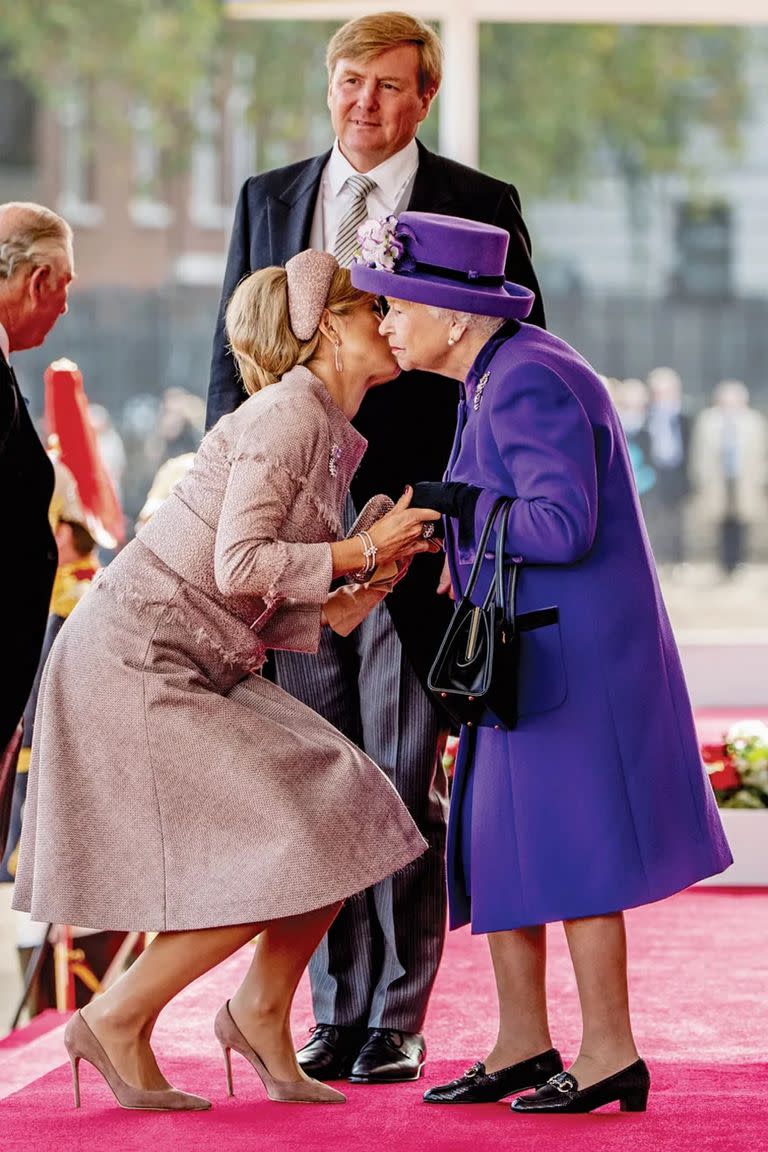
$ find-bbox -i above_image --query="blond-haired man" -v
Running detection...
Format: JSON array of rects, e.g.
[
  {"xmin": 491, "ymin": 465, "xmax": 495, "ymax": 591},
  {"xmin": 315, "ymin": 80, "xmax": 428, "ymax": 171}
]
[
  {"xmin": 207, "ymin": 12, "xmax": 544, "ymax": 1084},
  {"xmin": 0, "ymin": 202, "xmax": 74, "ymax": 758}
]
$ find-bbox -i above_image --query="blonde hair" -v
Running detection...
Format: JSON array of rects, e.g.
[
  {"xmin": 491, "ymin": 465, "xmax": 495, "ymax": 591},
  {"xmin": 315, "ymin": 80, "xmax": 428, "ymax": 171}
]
[
  {"xmin": 326, "ymin": 11, "xmax": 442, "ymax": 95},
  {"xmin": 0, "ymin": 201, "xmax": 73, "ymax": 281},
  {"xmin": 225, "ymin": 265, "xmax": 373, "ymax": 395}
]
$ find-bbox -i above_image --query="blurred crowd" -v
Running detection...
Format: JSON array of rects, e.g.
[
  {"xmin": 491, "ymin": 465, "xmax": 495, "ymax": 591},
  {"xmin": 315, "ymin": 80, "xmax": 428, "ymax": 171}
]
[
  {"xmin": 605, "ymin": 368, "xmax": 768, "ymax": 577},
  {"xmin": 59, "ymin": 366, "xmax": 768, "ymax": 580},
  {"xmin": 73, "ymin": 385, "xmax": 205, "ymax": 543},
  {"xmin": 80, "ymin": 368, "xmax": 768, "ymax": 580}
]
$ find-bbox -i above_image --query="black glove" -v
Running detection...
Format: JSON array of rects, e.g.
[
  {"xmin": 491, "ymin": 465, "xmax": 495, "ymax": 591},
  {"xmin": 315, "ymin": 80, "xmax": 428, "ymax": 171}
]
[
  {"xmin": 410, "ymin": 481, "xmax": 483, "ymax": 548},
  {"xmin": 410, "ymin": 481, "xmax": 482, "ymax": 521}
]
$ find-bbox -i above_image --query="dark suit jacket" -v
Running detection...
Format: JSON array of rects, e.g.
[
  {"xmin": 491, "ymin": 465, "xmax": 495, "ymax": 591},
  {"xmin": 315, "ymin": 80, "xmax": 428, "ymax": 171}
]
[
  {"xmin": 0, "ymin": 354, "xmax": 57, "ymax": 748},
  {"xmin": 206, "ymin": 141, "xmax": 546, "ymax": 691}
]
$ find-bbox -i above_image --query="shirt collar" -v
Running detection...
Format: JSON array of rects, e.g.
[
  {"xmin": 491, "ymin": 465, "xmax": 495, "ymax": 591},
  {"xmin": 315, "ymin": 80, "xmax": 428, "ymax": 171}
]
[
  {"xmin": 0, "ymin": 321, "xmax": 9, "ymax": 363},
  {"xmin": 327, "ymin": 138, "xmax": 419, "ymax": 204}
]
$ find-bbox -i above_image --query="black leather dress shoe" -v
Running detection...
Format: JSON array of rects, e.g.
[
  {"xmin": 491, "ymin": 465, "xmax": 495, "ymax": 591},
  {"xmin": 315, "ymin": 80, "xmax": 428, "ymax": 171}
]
[
  {"xmin": 511, "ymin": 1059, "xmax": 650, "ymax": 1114},
  {"xmin": 423, "ymin": 1048, "xmax": 563, "ymax": 1104},
  {"xmin": 296, "ymin": 1024, "xmax": 367, "ymax": 1081},
  {"xmin": 348, "ymin": 1029, "xmax": 426, "ymax": 1083}
]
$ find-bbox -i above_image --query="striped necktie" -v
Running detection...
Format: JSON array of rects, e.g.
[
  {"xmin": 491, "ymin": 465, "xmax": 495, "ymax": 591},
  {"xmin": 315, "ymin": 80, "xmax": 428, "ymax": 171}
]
[{"xmin": 333, "ymin": 174, "xmax": 376, "ymax": 267}]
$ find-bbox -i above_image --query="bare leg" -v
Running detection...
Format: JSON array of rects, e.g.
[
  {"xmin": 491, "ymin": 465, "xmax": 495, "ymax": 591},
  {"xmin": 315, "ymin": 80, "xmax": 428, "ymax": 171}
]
[
  {"xmin": 80, "ymin": 921, "xmax": 261, "ymax": 1092},
  {"xmin": 484, "ymin": 925, "xmax": 553, "ymax": 1072},
  {"xmin": 227, "ymin": 901, "xmax": 342, "ymax": 1083},
  {"xmin": 563, "ymin": 911, "xmax": 640, "ymax": 1089},
  {"xmin": 81, "ymin": 923, "xmax": 262, "ymax": 1090}
]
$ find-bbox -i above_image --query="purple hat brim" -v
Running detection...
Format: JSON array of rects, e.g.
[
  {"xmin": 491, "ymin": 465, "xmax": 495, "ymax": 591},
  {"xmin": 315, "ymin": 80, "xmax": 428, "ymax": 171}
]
[{"xmin": 350, "ymin": 263, "xmax": 534, "ymax": 319}]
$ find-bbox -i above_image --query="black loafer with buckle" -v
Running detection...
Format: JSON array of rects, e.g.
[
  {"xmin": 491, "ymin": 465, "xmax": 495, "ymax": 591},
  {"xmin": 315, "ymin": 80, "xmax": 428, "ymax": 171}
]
[
  {"xmin": 511, "ymin": 1059, "xmax": 651, "ymax": 1114},
  {"xmin": 423, "ymin": 1048, "xmax": 563, "ymax": 1104}
]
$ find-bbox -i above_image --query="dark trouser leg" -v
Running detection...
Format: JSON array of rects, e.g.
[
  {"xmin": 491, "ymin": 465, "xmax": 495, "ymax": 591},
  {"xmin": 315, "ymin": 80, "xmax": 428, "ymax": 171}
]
[
  {"xmin": 356, "ymin": 599, "xmax": 448, "ymax": 1032},
  {"xmin": 272, "ymin": 629, "xmax": 376, "ymax": 1028},
  {"xmin": 721, "ymin": 516, "xmax": 745, "ymax": 574}
]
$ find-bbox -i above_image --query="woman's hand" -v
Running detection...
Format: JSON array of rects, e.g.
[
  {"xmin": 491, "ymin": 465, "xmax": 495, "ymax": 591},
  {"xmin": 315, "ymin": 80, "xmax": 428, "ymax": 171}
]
[
  {"xmin": 329, "ymin": 488, "xmax": 440, "ymax": 579},
  {"xmin": 367, "ymin": 487, "xmax": 442, "ymax": 567}
]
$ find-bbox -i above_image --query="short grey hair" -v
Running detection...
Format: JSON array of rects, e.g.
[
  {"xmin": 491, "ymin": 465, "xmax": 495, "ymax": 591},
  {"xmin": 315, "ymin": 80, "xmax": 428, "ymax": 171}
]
[
  {"xmin": 0, "ymin": 202, "xmax": 73, "ymax": 281},
  {"xmin": 426, "ymin": 305, "xmax": 505, "ymax": 339}
]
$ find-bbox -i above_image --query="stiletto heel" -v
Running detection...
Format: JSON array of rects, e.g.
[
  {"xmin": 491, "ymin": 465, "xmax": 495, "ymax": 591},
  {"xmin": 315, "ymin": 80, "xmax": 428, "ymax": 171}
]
[
  {"xmin": 214, "ymin": 1002, "xmax": 345, "ymax": 1104},
  {"xmin": 620, "ymin": 1085, "xmax": 649, "ymax": 1112},
  {"xmin": 70, "ymin": 1054, "xmax": 81, "ymax": 1108},
  {"xmin": 222, "ymin": 1045, "xmax": 234, "ymax": 1096},
  {"xmin": 63, "ymin": 1010, "xmax": 211, "ymax": 1111}
]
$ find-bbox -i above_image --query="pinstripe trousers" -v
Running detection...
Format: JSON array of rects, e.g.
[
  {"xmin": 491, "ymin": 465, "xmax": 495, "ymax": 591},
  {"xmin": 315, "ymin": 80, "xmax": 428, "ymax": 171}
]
[{"xmin": 273, "ymin": 520, "xmax": 449, "ymax": 1031}]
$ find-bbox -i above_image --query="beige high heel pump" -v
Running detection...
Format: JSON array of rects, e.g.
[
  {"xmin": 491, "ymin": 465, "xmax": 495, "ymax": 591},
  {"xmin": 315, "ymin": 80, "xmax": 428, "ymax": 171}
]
[
  {"xmin": 63, "ymin": 1011, "xmax": 212, "ymax": 1111},
  {"xmin": 214, "ymin": 1001, "xmax": 345, "ymax": 1104}
]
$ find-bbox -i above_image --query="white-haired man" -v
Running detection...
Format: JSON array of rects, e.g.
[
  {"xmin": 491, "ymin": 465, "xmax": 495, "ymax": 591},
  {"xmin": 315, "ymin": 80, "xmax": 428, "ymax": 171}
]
[{"xmin": 0, "ymin": 202, "xmax": 74, "ymax": 770}]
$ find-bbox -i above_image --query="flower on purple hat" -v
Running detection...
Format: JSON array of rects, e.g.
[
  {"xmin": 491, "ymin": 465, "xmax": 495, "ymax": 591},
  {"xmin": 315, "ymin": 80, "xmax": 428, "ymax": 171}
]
[{"xmin": 353, "ymin": 215, "xmax": 413, "ymax": 272}]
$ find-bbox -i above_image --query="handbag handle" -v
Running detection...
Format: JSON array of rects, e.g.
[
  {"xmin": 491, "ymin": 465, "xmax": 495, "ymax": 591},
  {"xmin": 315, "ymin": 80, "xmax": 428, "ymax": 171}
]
[
  {"xmin": 462, "ymin": 496, "xmax": 509, "ymax": 603},
  {"xmin": 458, "ymin": 495, "xmax": 519, "ymax": 634},
  {"xmin": 494, "ymin": 500, "xmax": 518, "ymax": 631}
]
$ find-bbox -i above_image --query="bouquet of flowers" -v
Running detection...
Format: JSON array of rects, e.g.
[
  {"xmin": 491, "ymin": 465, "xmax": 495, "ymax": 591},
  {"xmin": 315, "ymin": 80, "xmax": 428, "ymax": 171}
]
[
  {"xmin": 442, "ymin": 734, "xmax": 460, "ymax": 782},
  {"xmin": 702, "ymin": 719, "xmax": 768, "ymax": 808}
]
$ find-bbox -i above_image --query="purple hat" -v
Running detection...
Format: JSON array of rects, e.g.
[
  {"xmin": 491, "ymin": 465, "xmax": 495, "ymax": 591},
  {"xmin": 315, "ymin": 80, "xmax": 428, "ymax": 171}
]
[{"xmin": 350, "ymin": 211, "xmax": 535, "ymax": 319}]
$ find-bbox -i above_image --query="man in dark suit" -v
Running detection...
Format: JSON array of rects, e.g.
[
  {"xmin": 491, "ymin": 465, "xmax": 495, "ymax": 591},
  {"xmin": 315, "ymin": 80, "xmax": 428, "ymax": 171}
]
[
  {"xmin": 0, "ymin": 202, "xmax": 74, "ymax": 828},
  {"xmin": 206, "ymin": 12, "xmax": 544, "ymax": 1084}
]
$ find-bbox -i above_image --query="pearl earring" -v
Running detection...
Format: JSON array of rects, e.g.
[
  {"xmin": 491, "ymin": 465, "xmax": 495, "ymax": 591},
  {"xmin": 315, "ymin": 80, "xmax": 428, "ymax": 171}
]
[
  {"xmin": 334, "ymin": 341, "xmax": 343, "ymax": 373},
  {"xmin": 447, "ymin": 337, "xmax": 455, "ymax": 347}
]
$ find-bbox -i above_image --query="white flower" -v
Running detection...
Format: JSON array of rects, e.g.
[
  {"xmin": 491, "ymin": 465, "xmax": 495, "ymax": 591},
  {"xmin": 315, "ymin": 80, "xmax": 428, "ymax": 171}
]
[{"xmin": 354, "ymin": 215, "xmax": 404, "ymax": 270}]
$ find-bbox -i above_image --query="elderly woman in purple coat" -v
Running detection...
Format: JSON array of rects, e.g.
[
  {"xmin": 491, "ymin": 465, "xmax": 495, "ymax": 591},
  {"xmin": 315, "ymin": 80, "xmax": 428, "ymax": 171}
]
[{"xmin": 351, "ymin": 212, "xmax": 732, "ymax": 1115}]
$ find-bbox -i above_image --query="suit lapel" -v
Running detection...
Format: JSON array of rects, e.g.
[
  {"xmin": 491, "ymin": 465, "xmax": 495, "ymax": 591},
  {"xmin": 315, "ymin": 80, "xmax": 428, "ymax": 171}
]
[
  {"xmin": 267, "ymin": 152, "xmax": 330, "ymax": 264},
  {"xmin": 407, "ymin": 142, "xmax": 457, "ymax": 214}
]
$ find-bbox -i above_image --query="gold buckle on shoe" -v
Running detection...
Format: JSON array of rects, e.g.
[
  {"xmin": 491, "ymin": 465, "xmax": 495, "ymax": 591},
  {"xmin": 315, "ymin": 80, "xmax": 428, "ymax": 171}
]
[{"xmin": 549, "ymin": 1072, "xmax": 577, "ymax": 1094}]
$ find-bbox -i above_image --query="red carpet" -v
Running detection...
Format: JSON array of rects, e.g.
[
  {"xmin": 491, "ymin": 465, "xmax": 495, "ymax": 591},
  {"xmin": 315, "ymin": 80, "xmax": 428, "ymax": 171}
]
[{"xmin": 1, "ymin": 887, "xmax": 766, "ymax": 1150}]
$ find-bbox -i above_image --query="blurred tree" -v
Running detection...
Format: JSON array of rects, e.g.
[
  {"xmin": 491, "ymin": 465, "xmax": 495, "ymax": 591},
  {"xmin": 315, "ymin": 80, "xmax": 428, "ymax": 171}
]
[
  {"xmin": 0, "ymin": 1, "xmax": 221, "ymax": 155},
  {"xmin": 479, "ymin": 24, "xmax": 747, "ymax": 195},
  {"xmin": 480, "ymin": 23, "xmax": 748, "ymax": 285},
  {"xmin": 0, "ymin": 6, "xmax": 439, "ymax": 175}
]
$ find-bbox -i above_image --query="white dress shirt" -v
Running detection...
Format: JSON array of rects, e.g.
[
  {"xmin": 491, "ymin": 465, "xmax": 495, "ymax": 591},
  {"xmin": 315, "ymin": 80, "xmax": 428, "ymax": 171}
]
[
  {"xmin": 0, "ymin": 320, "xmax": 10, "ymax": 363},
  {"xmin": 310, "ymin": 138, "xmax": 419, "ymax": 253}
]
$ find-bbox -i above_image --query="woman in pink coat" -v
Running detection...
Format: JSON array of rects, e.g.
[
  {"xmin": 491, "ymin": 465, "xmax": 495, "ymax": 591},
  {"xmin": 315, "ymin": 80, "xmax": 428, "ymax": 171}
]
[{"xmin": 13, "ymin": 250, "xmax": 439, "ymax": 1111}]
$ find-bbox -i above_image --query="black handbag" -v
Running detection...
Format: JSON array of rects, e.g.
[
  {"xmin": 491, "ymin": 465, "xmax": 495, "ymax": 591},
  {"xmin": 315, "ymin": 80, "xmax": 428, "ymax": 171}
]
[{"xmin": 427, "ymin": 497, "xmax": 520, "ymax": 730}]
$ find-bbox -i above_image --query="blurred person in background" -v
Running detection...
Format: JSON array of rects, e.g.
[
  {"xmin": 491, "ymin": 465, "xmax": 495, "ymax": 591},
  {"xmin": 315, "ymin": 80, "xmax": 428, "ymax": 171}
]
[
  {"xmin": 147, "ymin": 387, "xmax": 205, "ymax": 471},
  {"xmin": 643, "ymin": 367, "xmax": 692, "ymax": 569},
  {"xmin": 134, "ymin": 452, "xmax": 196, "ymax": 533},
  {"xmin": 207, "ymin": 9, "xmax": 545, "ymax": 1086},
  {"xmin": 689, "ymin": 379, "xmax": 768, "ymax": 576},
  {"xmin": 88, "ymin": 403, "xmax": 127, "ymax": 507},
  {"xmin": 613, "ymin": 378, "xmax": 656, "ymax": 502},
  {"xmin": 0, "ymin": 201, "xmax": 73, "ymax": 798}
]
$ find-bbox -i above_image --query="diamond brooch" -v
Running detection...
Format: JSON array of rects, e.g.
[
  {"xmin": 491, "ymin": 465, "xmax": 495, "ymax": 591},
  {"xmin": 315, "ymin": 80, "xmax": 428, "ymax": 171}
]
[
  {"xmin": 328, "ymin": 443, "xmax": 342, "ymax": 476},
  {"xmin": 473, "ymin": 371, "xmax": 490, "ymax": 411}
]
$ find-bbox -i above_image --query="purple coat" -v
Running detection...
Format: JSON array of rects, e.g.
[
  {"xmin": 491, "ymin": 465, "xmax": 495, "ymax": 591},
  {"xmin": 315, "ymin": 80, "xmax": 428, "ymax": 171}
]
[{"xmin": 444, "ymin": 323, "xmax": 732, "ymax": 933}]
